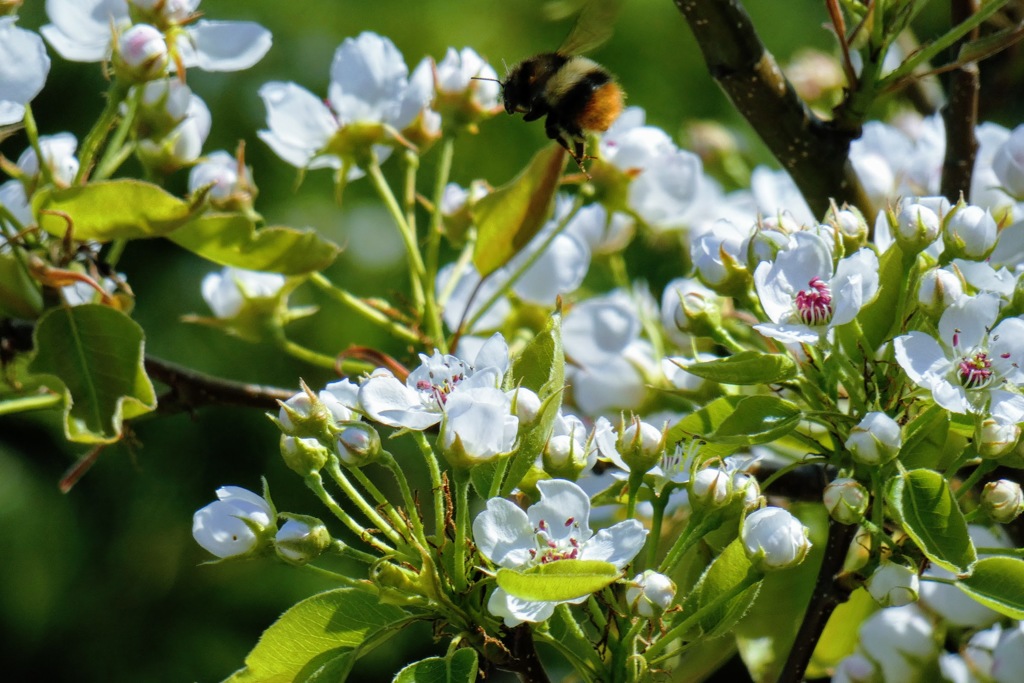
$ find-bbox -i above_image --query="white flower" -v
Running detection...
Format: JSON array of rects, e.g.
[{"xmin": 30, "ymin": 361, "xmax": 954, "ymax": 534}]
[
  {"xmin": 981, "ymin": 479, "xmax": 1024, "ymax": 523},
  {"xmin": 544, "ymin": 412, "xmax": 598, "ymax": 474},
  {"xmin": 192, "ymin": 486, "xmax": 273, "ymax": 558},
  {"xmin": 845, "ymin": 412, "xmax": 902, "ymax": 466},
  {"xmin": 894, "ymin": 293, "xmax": 1024, "ymax": 422},
  {"xmin": 358, "ymin": 333, "xmax": 509, "ymax": 430},
  {"xmin": 993, "ymin": 124, "xmax": 1024, "ymax": 200},
  {"xmin": 472, "ymin": 479, "xmax": 647, "ymax": 626},
  {"xmin": 0, "ymin": 17, "xmax": 50, "ymax": 126},
  {"xmin": 436, "ymin": 262, "xmax": 511, "ymax": 334},
  {"xmin": 741, "ymin": 506, "xmax": 812, "ymax": 571},
  {"xmin": 754, "ymin": 231, "xmax": 880, "ymax": 344},
  {"xmin": 866, "ymin": 561, "xmax": 920, "ymax": 607},
  {"xmin": 565, "ymin": 203, "xmax": 634, "ymax": 254},
  {"xmin": 690, "ymin": 467, "xmax": 732, "ymax": 508},
  {"xmin": 201, "ymin": 267, "xmax": 285, "ymax": 319},
  {"xmin": 944, "ymin": 204, "xmax": 998, "ymax": 260},
  {"xmin": 917, "ymin": 267, "xmax": 964, "ymax": 317},
  {"xmin": 0, "ymin": 133, "xmax": 80, "ymax": 227},
  {"xmin": 42, "ymin": 0, "xmax": 270, "ymax": 72},
  {"xmin": 831, "ymin": 652, "xmax": 878, "ymax": 683},
  {"xmin": 441, "ymin": 387, "xmax": 518, "ymax": 466},
  {"xmin": 188, "ymin": 150, "xmax": 250, "ymax": 203},
  {"xmin": 435, "ymin": 47, "xmax": 500, "ymax": 109},
  {"xmin": 823, "ymin": 477, "xmax": 869, "ymax": 524},
  {"xmin": 136, "ymin": 90, "xmax": 211, "ymax": 171},
  {"xmin": 750, "ymin": 166, "xmax": 815, "ymax": 227},
  {"xmin": 992, "ymin": 623, "xmax": 1024, "ymax": 683},
  {"xmin": 691, "ymin": 219, "xmax": 752, "ymax": 290},
  {"xmin": 660, "ymin": 277, "xmax": 719, "ymax": 343},
  {"xmin": 563, "ymin": 291, "xmax": 642, "ymax": 367},
  {"xmin": 858, "ymin": 605, "xmax": 938, "ymax": 683},
  {"xmin": 258, "ymin": 32, "xmax": 415, "ymax": 177},
  {"xmin": 626, "ymin": 570, "xmax": 676, "ymax": 617},
  {"xmin": 115, "ymin": 23, "xmax": 168, "ymax": 81},
  {"xmin": 274, "ymin": 518, "xmax": 326, "ymax": 564}
]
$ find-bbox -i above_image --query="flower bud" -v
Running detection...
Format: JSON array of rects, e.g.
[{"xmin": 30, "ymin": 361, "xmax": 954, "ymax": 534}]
[
  {"xmin": 830, "ymin": 207, "xmax": 870, "ymax": 252},
  {"xmin": 188, "ymin": 150, "xmax": 257, "ymax": 212},
  {"xmin": 823, "ymin": 477, "xmax": 870, "ymax": 525},
  {"xmin": 745, "ymin": 228, "xmax": 789, "ymax": 271},
  {"xmin": 866, "ymin": 561, "xmax": 920, "ymax": 607},
  {"xmin": 892, "ymin": 202, "xmax": 941, "ymax": 253},
  {"xmin": 276, "ymin": 385, "xmax": 333, "ymax": 440},
  {"xmin": 944, "ymin": 203, "xmax": 998, "ymax": 260},
  {"xmin": 274, "ymin": 515, "xmax": 332, "ymax": 565},
  {"xmin": 626, "ymin": 570, "xmax": 676, "ymax": 617},
  {"xmin": 507, "ymin": 387, "xmax": 541, "ymax": 424},
  {"xmin": 280, "ymin": 435, "xmax": 330, "ymax": 476},
  {"xmin": 831, "ymin": 652, "xmax": 879, "ymax": 683},
  {"xmin": 335, "ymin": 422, "xmax": 382, "ymax": 467},
  {"xmin": 981, "ymin": 479, "xmax": 1024, "ymax": 523},
  {"xmin": 916, "ymin": 267, "xmax": 963, "ymax": 319},
  {"xmin": 543, "ymin": 434, "xmax": 590, "ymax": 479},
  {"xmin": 978, "ymin": 418, "xmax": 1021, "ymax": 459},
  {"xmin": 732, "ymin": 472, "xmax": 762, "ymax": 511},
  {"xmin": 741, "ymin": 506, "xmax": 812, "ymax": 571},
  {"xmin": 114, "ymin": 24, "xmax": 168, "ymax": 82},
  {"xmin": 192, "ymin": 486, "xmax": 275, "ymax": 559},
  {"xmin": 440, "ymin": 387, "xmax": 518, "ymax": 469},
  {"xmin": 992, "ymin": 124, "xmax": 1024, "ymax": 200},
  {"xmin": 617, "ymin": 418, "xmax": 666, "ymax": 473},
  {"xmin": 690, "ymin": 467, "xmax": 731, "ymax": 509},
  {"xmin": 846, "ymin": 412, "xmax": 902, "ymax": 466}
]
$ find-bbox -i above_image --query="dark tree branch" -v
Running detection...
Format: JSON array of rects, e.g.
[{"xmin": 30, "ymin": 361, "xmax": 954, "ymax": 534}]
[
  {"xmin": 942, "ymin": 0, "xmax": 982, "ymax": 202},
  {"xmin": 673, "ymin": 0, "xmax": 873, "ymax": 218},
  {"xmin": 777, "ymin": 519, "xmax": 858, "ymax": 683},
  {"xmin": 144, "ymin": 355, "xmax": 295, "ymax": 413}
]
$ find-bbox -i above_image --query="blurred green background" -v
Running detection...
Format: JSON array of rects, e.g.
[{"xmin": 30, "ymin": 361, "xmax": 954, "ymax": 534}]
[{"xmin": 2, "ymin": 1, "xmax": 1020, "ymax": 681}]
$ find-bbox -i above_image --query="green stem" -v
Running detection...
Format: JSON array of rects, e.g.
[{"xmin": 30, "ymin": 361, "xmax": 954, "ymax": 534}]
[
  {"xmin": 412, "ymin": 431, "xmax": 446, "ymax": 542},
  {"xmin": 381, "ymin": 451, "xmax": 427, "ymax": 545},
  {"xmin": 22, "ymin": 105, "xmax": 54, "ymax": 187},
  {"xmin": 324, "ymin": 460, "xmax": 406, "ymax": 550},
  {"xmin": 93, "ymin": 86, "xmax": 140, "ymax": 180},
  {"xmin": 366, "ymin": 157, "xmax": 426, "ymax": 311},
  {"xmin": 328, "ymin": 538, "xmax": 378, "ymax": 564},
  {"xmin": 646, "ymin": 570, "xmax": 762, "ymax": 664},
  {"xmin": 956, "ymin": 461, "xmax": 996, "ymax": 502},
  {"xmin": 298, "ymin": 561, "xmax": 368, "ymax": 588},
  {"xmin": 658, "ymin": 513, "xmax": 722, "ymax": 575},
  {"xmin": 276, "ymin": 336, "xmax": 340, "ymax": 370},
  {"xmin": 452, "ymin": 468, "xmax": 471, "ymax": 592},
  {"xmin": 75, "ymin": 81, "xmax": 130, "ymax": 184},
  {"xmin": 646, "ymin": 491, "xmax": 671, "ymax": 569},
  {"xmin": 424, "ymin": 136, "xmax": 456, "ymax": 349},
  {"xmin": 304, "ymin": 472, "xmax": 394, "ymax": 555},
  {"xmin": 308, "ymin": 273, "xmax": 421, "ymax": 346},
  {"xmin": 346, "ymin": 461, "xmax": 412, "ymax": 541},
  {"xmin": 0, "ymin": 392, "xmax": 63, "ymax": 415}
]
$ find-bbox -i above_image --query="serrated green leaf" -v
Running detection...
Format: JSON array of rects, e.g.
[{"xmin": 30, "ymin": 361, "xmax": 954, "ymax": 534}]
[
  {"xmin": 858, "ymin": 242, "xmax": 905, "ymax": 350},
  {"xmin": 168, "ymin": 213, "xmax": 340, "ymax": 275},
  {"xmin": 496, "ymin": 560, "xmax": 620, "ymax": 602},
  {"xmin": 225, "ymin": 588, "xmax": 408, "ymax": 683},
  {"xmin": 34, "ymin": 180, "xmax": 192, "ymax": 241},
  {"xmin": 666, "ymin": 396, "xmax": 746, "ymax": 459},
  {"xmin": 392, "ymin": 649, "xmax": 478, "ymax": 683},
  {"xmin": 899, "ymin": 403, "xmax": 950, "ymax": 469},
  {"xmin": 27, "ymin": 305, "xmax": 156, "ymax": 443},
  {"xmin": 708, "ymin": 395, "xmax": 801, "ymax": 446},
  {"xmin": 681, "ymin": 539, "xmax": 762, "ymax": 638},
  {"xmin": 956, "ymin": 556, "xmax": 1024, "ymax": 619},
  {"xmin": 681, "ymin": 351, "xmax": 796, "ymax": 386},
  {"xmin": 886, "ymin": 468, "xmax": 976, "ymax": 574},
  {"xmin": 472, "ymin": 144, "xmax": 565, "ymax": 277}
]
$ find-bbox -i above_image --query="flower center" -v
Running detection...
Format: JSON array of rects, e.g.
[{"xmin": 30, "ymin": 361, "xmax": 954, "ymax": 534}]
[
  {"xmin": 529, "ymin": 517, "xmax": 583, "ymax": 564},
  {"xmin": 958, "ymin": 351, "xmax": 994, "ymax": 390},
  {"xmin": 795, "ymin": 277, "xmax": 833, "ymax": 326},
  {"xmin": 412, "ymin": 356, "xmax": 469, "ymax": 407}
]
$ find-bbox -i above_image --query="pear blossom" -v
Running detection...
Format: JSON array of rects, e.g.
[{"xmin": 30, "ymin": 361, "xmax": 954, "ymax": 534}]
[
  {"xmin": 0, "ymin": 133, "xmax": 80, "ymax": 227},
  {"xmin": 660, "ymin": 277, "xmax": 721, "ymax": 343},
  {"xmin": 42, "ymin": 0, "xmax": 270, "ymax": 72},
  {"xmin": 866, "ymin": 561, "xmax": 920, "ymax": 607},
  {"xmin": 259, "ymin": 32, "xmax": 428, "ymax": 179},
  {"xmin": 274, "ymin": 516, "xmax": 331, "ymax": 565},
  {"xmin": 749, "ymin": 167, "xmax": 815, "ymax": 227},
  {"xmin": 440, "ymin": 387, "xmax": 518, "ymax": 466},
  {"xmin": 857, "ymin": 605, "xmax": 938, "ymax": 683},
  {"xmin": 993, "ymin": 124, "xmax": 1024, "ymax": 200},
  {"xmin": 358, "ymin": 333, "xmax": 509, "ymax": 430},
  {"xmin": 436, "ymin": 262, "xmax": 511, "ymax": 334},
  {"xmin": 434, "ymin": 47, "xmax": 500, "ymax": 110},
  {"xmin": 626, "ymin": 570, "xmax": 676, "ymax": 617},
  {"xmin": 691, "ymin": 218, "xmax": 753, "ymax": 291},
  {"xmin": 741, "ymin": 506, "xmax": 812, "ymax": 571},
  {"xmin": 543, "ymin": 411, "xmax": 599, "ymax": 476},
  {"xmin": 201, "ymin": 267, "xmax": 286, "ymax": 319},
  {"xmin": 188, "ymin": 150, "xmax": 254, "ymax": 208},
  {"xmin": 893, "ymin": 293, "xmax": 1024, "ymax": 422},
  {"xmin": 192, "ymin": 486, "xmax": 274, "ymax": 559},
  {"xmin": 0, "ymin": 17, "xmax": 50, "ymax": 126},
  {"xmin": 472, "ymin": 478, "xmax": 647, "ymax": 626},
  {"xmin": 754, "ymin": 231, "xmax": 879, "ymax": 344}
]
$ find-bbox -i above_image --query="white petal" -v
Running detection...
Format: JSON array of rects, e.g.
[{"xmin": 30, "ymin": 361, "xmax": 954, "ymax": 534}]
[
  {"xmin": 181, "ymin": 21, "xmax": 272, "ymax": 72},
  {"xmin": 529, "ymin": 479, "xmax": 592, "ymax": 541},
  {"xmin": 511, "ymin": 232, "xmax": 591, "ymax": 304},
  {"xmin": 258, "ymin": 82, "xmax": 338, "ymax": 169},
  {"xmin": 753, "ymin": 322, "xmax": 820, "ymax": 345},
  {"xmin": 328, "ymin": 32, "xmax": 407, "ymax": 125},
  {"xmin": 990, "ymin": 317, "xmax": 1024, "ymax": 385},
  {"xmin": 939, "ymin": 294, "xmax": 1001, "ymax": 351},
  {"xmin": 472, "ymin": 498, "xmax": 534, "ymax": 568},
  {"xmin": 41, "ymin": 0, "xmax": 126, "ymax": 62},
  {"xmin": 0, "ymin": 19, "xmax": 50, "ymax": 125},
  {"xmin": 563, "ymin": 294, "xmax": 640, "ymax": 365},
  {"xmin": 990, "ymin": 390, "xmax": 1024, "ymax": 424},
  {"xmin": 753, "ymin": 260, "xmax": 794, "ymax": 325},
  {"xmin": 358, "ymin": 375, "xmax": 439, "ymax": 429},
  {"xmin": 487, "ymin": 588, "xmax": 557, "ymax": 627},
  {"xmin": 580, "ymin": 519, "xmax": 647, "ymax": 568},
  {"xmin": 471, "ymin": 332, "xmax": 510, "ymax": 375},
  {"xmin": 894, "ymin": 332, "xmax": 952, "ymax": 387},
  {"xmin": 932, "ymin": 378, "xmax": 970, "ymax": 414},
  {"xmin": 830, "ymin": 248, "xmax": 879, "ymax": 326}
]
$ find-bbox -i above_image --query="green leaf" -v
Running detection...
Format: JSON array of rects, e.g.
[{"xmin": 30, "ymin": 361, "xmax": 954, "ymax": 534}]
[
  {"xmin": 681, "ymin": 539, "xmax": 762, "ymax": 638},
  {"xmin": 393, "ymin": 649, "xmax": 478, "ymax": 683},
  {"xmin": 858, "ymin": 242, "xmax": 904, "ymax": 349},
  {"xmin": 168, "ymin": 213, "xmax": 340, "ymax": 275},
  {"xmin": 886, "ymin": 468, "xmax": 976, "ymax": 574},
  {"xmin": 472, "ymin": 144, "xmax": 565, "ymax": 277},
  {"xmin": 680, "ymin": 351, "xmax": 796, "ymax": 386},
  {"xmin": 956, "ymin": 556, "xmax": 1024, "ymax": 619},
  {"xmin": 225, "ymin": 588, "xmax": 408, "ymax": 683},
  {"xmin": 707, "ymin": 395, "xmax": 801, "ymax": 446},
  {"xmin": 0, "ymin": 252, "xmax": 43, "ymax": 318},
  {"xmin": 807, "ymin": 589, "xmax": 876, "ymax": 678},
  {"xmin": 898, "ymin": 403, "xmax": 950, "ymax": 469},
  {"xmin": 34, "ymin": 180, "xmax": 192, "ymax": 241},
  {"xmin": 496, "ymin": 559, "xmax": 621, "ymax": 602},
  {"xmin": 666, "ymin": 396, "xmax": 746, "ymax": 459},
  {"xmin": 499, "ymin": 311, "xmax": 565, "ymax": 496},
  {"xmin": 27, "ymin": 305, "xmax": 156, "ymax": 443}
]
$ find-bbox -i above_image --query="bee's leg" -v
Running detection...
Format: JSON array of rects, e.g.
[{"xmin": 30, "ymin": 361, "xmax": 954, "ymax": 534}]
[{"xmin": 545, "ymin": 118, "xmax": 590, "ymax": 176}]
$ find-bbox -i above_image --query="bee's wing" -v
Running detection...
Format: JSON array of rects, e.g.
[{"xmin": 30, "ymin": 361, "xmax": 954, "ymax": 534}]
[{"xmin": 555, "ymin": 0, "xmax": 620, "ymax": 56}]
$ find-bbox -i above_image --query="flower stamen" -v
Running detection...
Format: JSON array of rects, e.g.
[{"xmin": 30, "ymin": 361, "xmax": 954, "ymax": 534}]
[{"xmin": 794, "ymin": 277, "xmax": 833, "ymax": 326}]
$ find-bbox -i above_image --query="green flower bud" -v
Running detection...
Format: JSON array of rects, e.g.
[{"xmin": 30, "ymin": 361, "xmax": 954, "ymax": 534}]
[
  {"xmin": 280, "ymin": 435, "xmax": 330, "ymax": 477},
  {"xmin": 981, "ymin": 479, "xmax": 1024, "ymax": 523},
  {"xmin": 274, "ymin": 514, "xmax": 332, "ymax": 565},
  {"xmin": 335, "ymin": 422, "xmax": 382, "ymax": 467},
  {"xmin": 617, "ymin": 417, "xmax": 666, "ymax": 473},
  {"xmin": 823, "ymin": 477, "xmax": 870, "ymax": 525},
  {"xmin": 978, "ymin": 418, "xmax": 1021, "ymax": 459},
  {"xmin": 846, "ymin": 412, "xmax": 902, "ymax": 466}
]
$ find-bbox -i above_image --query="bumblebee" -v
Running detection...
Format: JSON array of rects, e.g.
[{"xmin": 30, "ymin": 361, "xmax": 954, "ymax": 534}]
[{"xmin": 500, "ymin": 0, "xmax": 623, "ymax": 169}]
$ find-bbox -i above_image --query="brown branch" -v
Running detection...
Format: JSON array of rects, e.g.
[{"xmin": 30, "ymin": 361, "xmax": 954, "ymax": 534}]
[
  {"xmin": 144, "ymin": 355, "xmax": 295, "ymax": 412},
  {"xmin": 777, "ymin": 518, "xmax": 858, "ymax": 683},
  {"xmin": 942, "ymin": 0, "xmax": 982, "ymax": 202},
  {"xmin": 673, "ymin": 0, "xmax": 873, "ymax": 218}
]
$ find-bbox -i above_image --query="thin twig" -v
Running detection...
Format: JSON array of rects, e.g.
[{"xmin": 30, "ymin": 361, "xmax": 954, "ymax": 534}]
[{"xmin": 144, "ymin": 355, "xmax": 295, "ymax": 412}]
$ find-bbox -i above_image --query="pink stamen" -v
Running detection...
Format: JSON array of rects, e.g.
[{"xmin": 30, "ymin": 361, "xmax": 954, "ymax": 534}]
[{"xmin": 795, "ymin": 277, "xmax": 833, "ymax": 326}]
